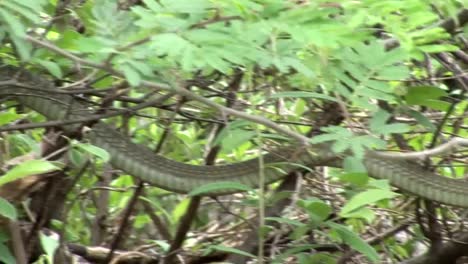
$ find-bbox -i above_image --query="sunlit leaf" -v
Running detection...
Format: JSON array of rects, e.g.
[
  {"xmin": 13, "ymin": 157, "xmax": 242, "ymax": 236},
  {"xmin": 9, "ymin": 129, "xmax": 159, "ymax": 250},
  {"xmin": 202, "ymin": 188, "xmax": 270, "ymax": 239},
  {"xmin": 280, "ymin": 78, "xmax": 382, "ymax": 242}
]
[
  {"xmin": 40, "ymin": 232, "xmax": 59, "ymax": 259},
  {"xmin": 0, "ymin": 112, "xmax": 20, "ymax": 126}
]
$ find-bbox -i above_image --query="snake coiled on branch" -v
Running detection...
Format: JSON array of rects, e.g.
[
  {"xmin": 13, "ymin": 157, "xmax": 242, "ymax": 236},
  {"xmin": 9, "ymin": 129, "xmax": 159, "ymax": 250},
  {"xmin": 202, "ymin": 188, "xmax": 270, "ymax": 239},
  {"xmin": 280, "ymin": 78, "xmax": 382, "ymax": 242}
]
[{"xmin": 1, "ymin": 66, "xmax": 467, "ymax": 207}]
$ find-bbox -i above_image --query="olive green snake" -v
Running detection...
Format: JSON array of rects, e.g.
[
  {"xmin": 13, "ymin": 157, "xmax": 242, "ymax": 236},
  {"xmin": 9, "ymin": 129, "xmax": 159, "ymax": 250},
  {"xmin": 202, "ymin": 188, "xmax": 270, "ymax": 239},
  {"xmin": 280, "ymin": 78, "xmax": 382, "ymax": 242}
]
[{"xmin": 1, "ymin": 66, "xmax": 467, "ymax": 207}]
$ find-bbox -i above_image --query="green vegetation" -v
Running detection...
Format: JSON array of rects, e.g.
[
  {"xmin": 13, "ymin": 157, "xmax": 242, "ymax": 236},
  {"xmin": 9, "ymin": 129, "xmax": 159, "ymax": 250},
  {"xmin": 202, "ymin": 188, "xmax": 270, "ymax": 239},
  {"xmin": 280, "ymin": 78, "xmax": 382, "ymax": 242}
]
[{"xmin": 0, "ymin": 0, "xmax": 466, "ymax": 263}]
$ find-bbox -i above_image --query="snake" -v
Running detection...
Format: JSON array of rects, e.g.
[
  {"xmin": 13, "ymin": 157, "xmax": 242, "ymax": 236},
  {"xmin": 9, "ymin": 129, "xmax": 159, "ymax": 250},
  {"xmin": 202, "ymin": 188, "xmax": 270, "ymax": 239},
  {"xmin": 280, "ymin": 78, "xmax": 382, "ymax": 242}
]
[{"xmin": 1, "ymin": 65, "xmax": 467, "ymax": 207}]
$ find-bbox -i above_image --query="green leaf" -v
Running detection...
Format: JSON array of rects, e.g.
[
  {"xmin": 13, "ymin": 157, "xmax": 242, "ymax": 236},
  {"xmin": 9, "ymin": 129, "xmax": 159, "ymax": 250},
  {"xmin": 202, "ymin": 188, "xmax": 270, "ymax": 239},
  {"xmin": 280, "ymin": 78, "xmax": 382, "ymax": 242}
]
[
  {"xmin": 36, "ymin": 60, "xmax": 63, "ymax": 78},
  {"xmin": 341, "ymin": 156, "xmax": 368, "ymax": 186},
  {"xmin": 378, "ymin": 66, "xmax": 410, "ymax": 80},
  {"xmin": 282, "ymin": 57, "xmax": 316, "ymax": 78},
  {"xmin": 297, "ymin": 252, "xmax": 335, "ymax": 264},
  {"xmin": 214, "ymin": 120, "xmax": 255, "ymax": 146},
  {"xmin": 369, "ymin": 109, "xmax": 390, "ymax": 129},
  {"xmin": 0, "ymin": 9, "xmax": 25, "ymax": 37},
  {"xmin": 327, "ymin": 222, "xmax": 379, "ymax": 263},
  {"xmin": 74, "ymin": 143, "xmax": 110, "ymax": 162},
  {"xmin": 417, "ymin": 99, "xmax": 451, "ymax": 111},
  {"xmin": 418, "ymin": 44, "xmax": 459, "ymax": 53},
  {"xmin": 72, "ymin": 36, "xmax": 108, "ymax": 53},
  {"xmin": 0, "ymin": 2, "xmax": 40, "ymax": 23},
  {"xmin": 340, "ymin": 172, "xmax": 369, "ymax": 186},
  {"xmin": 0, "ymin": 243, "xmax": 15, "ymax": 264},
  {"xmin": 332, "ymin": 139, "xmax": 351, "ymax": 154},
  {"xmin": 11, "ymin": 35, "xmax": 32, "ymax": 60},
  {"xmin": 207, "ymin": 244, "xmax": 256, "ymax": 258},
  {"xmin": 343, "ymin": 156, "xmax": 366, "ymax": 173},
  {"xmin": 216, "ymin": 129, "xmax": 256, "ymax": 153},
  {"xmin": 265, "ymin": 217, "xmax": 304, "ymax": 226},
  {"xmin": 0, "ymin": 160, "xmax": 60, "ymax": 187},
  {"xmin": 297, "ymin": 198, "xmax": 332, "ymax": 223},
  {"xmin": 120, "ymin": 64, "xmax": 141, "ymax": 86},
  {"xmin": 310, "ymin": 126, "xmax": 352, "ymax": 144},
  {"xmin": 127, "ymin": 60, "xmax": 153, "ymax": 77},
  {"xmin": 270, "ymin": 91, "xmax": 337, "ymax": 102},
  {"xmin": 152, "ymin": 240, "xmax": 171, "ymax": 252},
  {"xmin": 405, "ymin": 86, "xmax": 447, "ymax": 105},
  {"xmin": 340, "ymin": 189, "xmax": 398, "ymax": 216},
  {"xmin": 189, "ymin": 181, "xmax": 254, "ymax": 196},
  {"xmin": 368, "ymin": 179, "xmax": 392, "ymax": 190},
  {"xmin": 7, "ymin": 0, "xmax": 46, "ymax": 12},
  {"xmin": 0, "ymin": 198, "xmax": 17, "ymax": 220},
  {"xmin": 172, "ymin": 198, "xmax": 190, "ymax": 223},
  {"xmin": 407, "ymin": 109, "xmax": 436, "ymax": 132},
  {"xmin": 40, "ymin": 231, "xmax": 59, "ymax": 259},
  {"xmin": 370, "ymin": 110, "xmax": 410, "ymax": 136},
  {"xmin": 0, "ymin": 112, "xmax": 20, "ymax": 126},
  {"xmin": 0, "ymin": 229, "xmax": 10, "ymax": 243},
  {"xmin": 374, "ymin": 123, "xmax": 411, "ymax": 135},
  {"xmin": 68, "ymin": 148, "xmax": 87, "ymax": 167},
  {"xmin": 142, "ymin": 0, "xmax": 161, "ymax": 12},
  {"xmin": 341, "ymin": 207, "xmax": 375, "ymax": 223}
]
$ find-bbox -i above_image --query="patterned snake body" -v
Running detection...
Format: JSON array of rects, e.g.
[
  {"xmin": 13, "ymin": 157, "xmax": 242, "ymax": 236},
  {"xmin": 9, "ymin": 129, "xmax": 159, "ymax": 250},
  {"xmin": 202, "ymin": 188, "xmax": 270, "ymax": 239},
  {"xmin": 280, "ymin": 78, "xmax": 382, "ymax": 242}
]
[{"xmin": 1, "ymin": 66, "xmax": 467, "ymax": 207}]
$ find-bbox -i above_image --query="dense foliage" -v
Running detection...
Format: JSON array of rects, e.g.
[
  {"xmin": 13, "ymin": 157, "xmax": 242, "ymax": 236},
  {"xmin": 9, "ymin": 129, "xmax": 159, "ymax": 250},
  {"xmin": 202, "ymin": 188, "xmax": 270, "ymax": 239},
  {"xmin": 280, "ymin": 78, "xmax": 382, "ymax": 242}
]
[{"xmin": 0, "ymin": 0, "xmax": 466, "ymax": 263}]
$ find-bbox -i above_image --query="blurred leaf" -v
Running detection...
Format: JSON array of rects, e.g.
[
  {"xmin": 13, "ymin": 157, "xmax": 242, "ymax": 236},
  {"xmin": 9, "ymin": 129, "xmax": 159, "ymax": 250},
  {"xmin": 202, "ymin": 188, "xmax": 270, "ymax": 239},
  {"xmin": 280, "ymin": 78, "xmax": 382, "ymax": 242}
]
[
  {"xmin": 265, "ymin": 217, "xmax": 304, "ymax": 226},
  {"xmin": 189, "ymin": 182, "xmax": 254, "ymax": 196},
  {"xmin": 172, "ymin": 198, "xmax": 190, "ymax": 224},
  {"xmin": 40, "ymin": 232, "xmax": 59, "ymax": 259},
  {"xmin": 405, "ymin": 86, "xmax": 447, "ymax": 104},
  {"xmin": 207, "ymin": 245, "xmax": 256, "ymax": 258},
  {"xmin": 343, "ymin": 156, "xmax": 366, "ymax": 173},
  {"xmin": 418, "ymin": 44, "xmax": 459, "ymax": 53},
  {"xmin": 297, "ymin": 198, "xmax": 331, "ymax": 223},
  {"xmin": 0, "ymin": 160, "xmax": 60, "ymax": 187},
  {"xmin": 36, "ymin": 60, "xmax": 63, "ymax": 78},
  {"xmin": 0, "ymin": 198, "xmax": 16, "ymax": 220},
  {"xmin": 1, "ymin": 2, "xmax": 40, "ymax": 23},
  {"xmin": 327, "ymin": 222, "xmax": 379, "ymax": 263},
  {"xmin": 0, "ymin": 243, "xmax": 15, "ymax": 264},
  {"xmin": 74, "ymin": 143, "xmax": 110, "ymax": 162},
  {"xmin": 219, "ymin": 129, "xmax": 256, "ymax": 153},
  {"xmin": 341, "ymin": 207, "xmax": 375, "ymax": 223},
  {"xmin": 270, "ymin": 91, "xmax": 336, "ymax": 101},
  {"xmin": 0, "ymin": 112, "xmax": 20, "ymax": 126},
  {"xmin": 340, "ymin": 189, "xmax": 398, "ymax": 216},
  {"xmin": 11, "ymin": 35, "xmax": 32, "ymax": 60},
  {"xmin": 340, "ymin": 172, "xmax": 369, "ymax": 186},
  {"xmin": 157, "ymin": 0, "xmax": 212, "ymax": 13},
  {"xmin": 0, "ymin": 9, "xmax": 25, "ymax": 37},
  {"xmin": 370, "ymin": 109, "xmax": 410, "ymax": 136},
  {"xmin": 120, "ymin": 64, "xmax": 141, "ymax": 86},
  {"xmin": 407, "ymin": 109, "xmax": 436, "ymax": 132}
]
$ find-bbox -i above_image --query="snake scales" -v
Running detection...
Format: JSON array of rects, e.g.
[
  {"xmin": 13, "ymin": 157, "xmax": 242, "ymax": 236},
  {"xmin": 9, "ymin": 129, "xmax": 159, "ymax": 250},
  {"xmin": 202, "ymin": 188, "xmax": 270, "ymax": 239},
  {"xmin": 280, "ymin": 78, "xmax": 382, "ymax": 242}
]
[{"xmin": 1, "ymin": 66, "xmax": 467, "ymax": 207}]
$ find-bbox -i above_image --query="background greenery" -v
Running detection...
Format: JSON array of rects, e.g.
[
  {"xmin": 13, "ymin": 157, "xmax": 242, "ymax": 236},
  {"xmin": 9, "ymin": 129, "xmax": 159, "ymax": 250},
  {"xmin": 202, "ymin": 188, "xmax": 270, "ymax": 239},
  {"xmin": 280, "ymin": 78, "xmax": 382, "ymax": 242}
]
[{"xmin": 0, "ymin": 0, "xmax": 466, "ymax": 263}]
